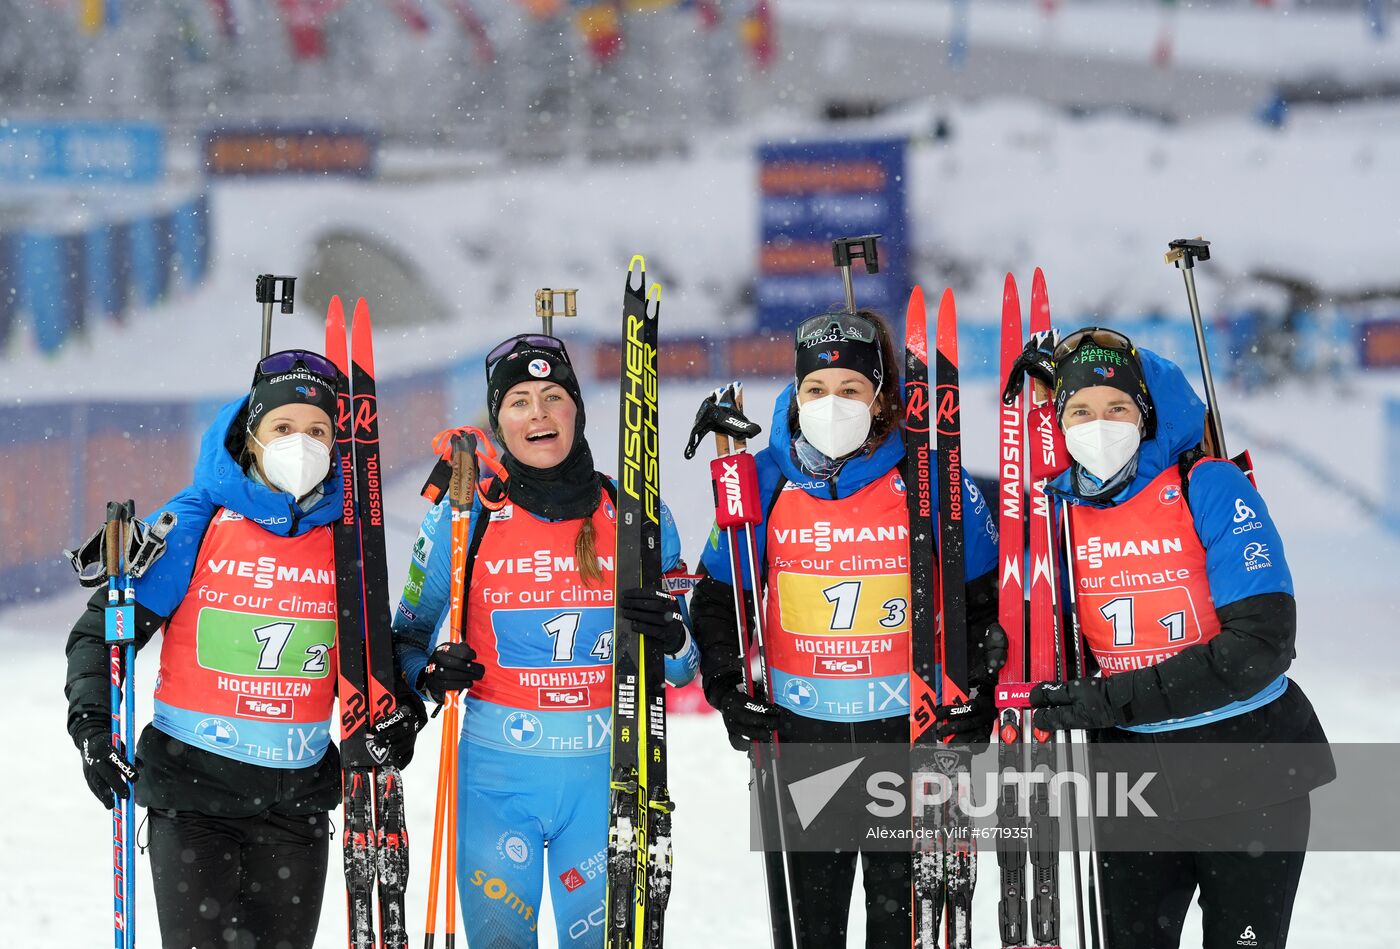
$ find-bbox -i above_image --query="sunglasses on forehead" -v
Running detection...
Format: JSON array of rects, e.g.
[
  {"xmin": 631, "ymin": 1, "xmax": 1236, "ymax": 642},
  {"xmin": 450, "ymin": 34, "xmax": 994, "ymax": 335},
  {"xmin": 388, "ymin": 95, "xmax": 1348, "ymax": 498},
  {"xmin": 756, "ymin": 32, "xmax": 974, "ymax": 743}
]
[
  {"xmin": 1054, "ymin": 327, "xmax": 1137, "ymax": 363},
  {"xmin": 796, "ymin": 312, "xmax": 880, "ymax": 347},
  {"xmin": 254, "ymin": 349, "xmax": 338, "ymax": 383},
  {"xmin": 484, "ymin": 334, "xmax": 570, "ymax": 375}
]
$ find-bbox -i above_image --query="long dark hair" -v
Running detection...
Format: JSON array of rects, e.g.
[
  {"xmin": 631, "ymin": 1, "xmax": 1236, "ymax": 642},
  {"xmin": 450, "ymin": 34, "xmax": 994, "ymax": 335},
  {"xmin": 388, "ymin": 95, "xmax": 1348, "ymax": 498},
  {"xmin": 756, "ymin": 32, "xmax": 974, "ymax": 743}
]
[{"xmin": 788, "ymin": 308, "xmax": 903, "ymax": 455}]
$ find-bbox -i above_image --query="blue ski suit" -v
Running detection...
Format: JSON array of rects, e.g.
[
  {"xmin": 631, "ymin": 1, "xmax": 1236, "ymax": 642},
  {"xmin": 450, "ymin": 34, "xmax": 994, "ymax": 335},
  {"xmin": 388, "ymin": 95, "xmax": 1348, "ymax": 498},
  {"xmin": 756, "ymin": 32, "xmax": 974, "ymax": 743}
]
[{"xmin": 393, "ymin": 481, "xmax": 699, "ymax": 949}]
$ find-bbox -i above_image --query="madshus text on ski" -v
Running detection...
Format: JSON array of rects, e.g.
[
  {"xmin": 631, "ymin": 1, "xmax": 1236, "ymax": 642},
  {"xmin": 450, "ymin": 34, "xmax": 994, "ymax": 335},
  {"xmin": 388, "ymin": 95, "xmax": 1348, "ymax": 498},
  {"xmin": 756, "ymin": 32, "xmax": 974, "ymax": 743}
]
[{"xmin": 61, "ymin": 237, "xmax": 1334, "ymax": 949}]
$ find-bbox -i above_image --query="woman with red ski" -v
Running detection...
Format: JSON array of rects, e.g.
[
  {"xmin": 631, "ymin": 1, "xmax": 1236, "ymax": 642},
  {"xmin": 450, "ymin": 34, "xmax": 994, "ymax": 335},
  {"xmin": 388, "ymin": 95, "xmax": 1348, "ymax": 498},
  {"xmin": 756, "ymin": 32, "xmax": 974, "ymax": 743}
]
[
  {"xmin": 1019, "ymin": 327, "xmax": 1335, "ymax": 949},
  {"xmin": 391, "ymin": 333, "xmax": 699, "ymax": 948},
  {"xmin": 687, "ymin": 309, "xmax": 1004, "ymax": 947},
  {"xmin": 62, "ymin": 350, "xmax": 424, "ymax": 948}
]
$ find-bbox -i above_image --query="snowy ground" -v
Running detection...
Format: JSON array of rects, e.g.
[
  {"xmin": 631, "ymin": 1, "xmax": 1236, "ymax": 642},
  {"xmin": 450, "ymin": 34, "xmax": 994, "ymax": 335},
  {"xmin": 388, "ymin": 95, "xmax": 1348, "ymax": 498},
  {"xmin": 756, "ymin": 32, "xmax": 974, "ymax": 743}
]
[{"xmin": 5, "ymin": 373, "xmax": 1398, "ymax": 947}]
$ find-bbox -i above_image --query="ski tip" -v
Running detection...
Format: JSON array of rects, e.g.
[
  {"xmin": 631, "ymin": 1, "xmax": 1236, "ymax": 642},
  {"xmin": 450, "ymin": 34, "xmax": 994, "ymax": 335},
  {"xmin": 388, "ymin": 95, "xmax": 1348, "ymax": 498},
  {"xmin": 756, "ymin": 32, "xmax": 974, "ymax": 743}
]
[
  {"xmin": 935, "ymin": 288, "xmax": 958, "ymax": 358},
  {"xmin": 350, "ymin": 298, "xmax": 375, "ymax": 374},
  {"xmin": 324, "ymin": 297, "xmax": 347, "ymax": 370},
  {"xmin": 1030, "ymin": 268, "xmax": 1051, "ymax": 331},
  {"xmin": 1003, "ymin": 271, "xmax": 1019, "ymax": 299},
  {"xmin": 627, "ymin": 255, "xmax": 646, "ymax": 294},
  {"xmin": 906, "ymin": 284, "xmax": 925, "ymax": 312},
  {"xmin": 647, "ymin": 281, "xmax": 661, "ymax": 317}
]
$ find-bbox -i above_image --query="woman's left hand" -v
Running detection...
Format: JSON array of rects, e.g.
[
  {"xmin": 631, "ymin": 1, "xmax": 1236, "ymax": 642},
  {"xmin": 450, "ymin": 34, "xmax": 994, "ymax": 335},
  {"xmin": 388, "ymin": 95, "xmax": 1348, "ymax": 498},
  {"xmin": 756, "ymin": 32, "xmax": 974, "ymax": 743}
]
[{"xmin": 618, "ymin": 587, "xmax": 688, "ymax": 656}]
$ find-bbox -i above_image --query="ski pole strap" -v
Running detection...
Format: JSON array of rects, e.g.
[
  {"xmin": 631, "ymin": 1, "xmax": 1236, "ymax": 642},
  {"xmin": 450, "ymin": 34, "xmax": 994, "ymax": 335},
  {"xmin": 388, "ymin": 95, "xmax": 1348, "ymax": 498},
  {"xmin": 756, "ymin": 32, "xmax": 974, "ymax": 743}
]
[
  {"xmin": 422, "ymin": 425, "xmax": 510, "ymax": 509},
  {"xmin": 66, "ymin": 510, "xmax": 177, "ymax": 588},
  {"xmin": 684, "ymin": 383, "xmax": 762, "ymax": 460}
]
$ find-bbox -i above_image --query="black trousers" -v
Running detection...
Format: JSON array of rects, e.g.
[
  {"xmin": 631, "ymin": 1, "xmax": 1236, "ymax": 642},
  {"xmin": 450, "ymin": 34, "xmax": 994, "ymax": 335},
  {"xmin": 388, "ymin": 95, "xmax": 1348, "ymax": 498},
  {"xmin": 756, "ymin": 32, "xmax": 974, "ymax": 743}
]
[
  {"xmin": 1096, "ymin": 797, "xmax": 1310, "ymax": 949},
  {"xmin": 786, "ymin": 848, "xmax": 911, "ymax": 948},
  {"xmin": 147, "ymin": 809, "xmax": 329, "ymax": 949}
]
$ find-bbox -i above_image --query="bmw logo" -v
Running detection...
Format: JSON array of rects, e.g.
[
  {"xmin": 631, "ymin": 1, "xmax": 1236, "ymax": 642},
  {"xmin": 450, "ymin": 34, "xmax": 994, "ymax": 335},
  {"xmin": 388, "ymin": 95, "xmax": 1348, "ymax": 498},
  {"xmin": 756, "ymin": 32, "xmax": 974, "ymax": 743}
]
[
  {"xmin": 1159, "ymin": 484, "xmax": 1181, "ymax": 505},
  {"xmin": 783, "ymin": 678, "xmax": 819, "ymax": 711},
  {"xmin": 527, "ymin": 358, "xmax": 551, "ymax": 378},
  {"xmin": 503, "ymin": 711, "xmax": 543, "ymax": 749},
  {"xmin": 891, "ymin": 474, "xmax": 906, "ymax": 495},
  {"xmin": 195, "ymin": 717, "xmax": 239, "ymax": 749}
]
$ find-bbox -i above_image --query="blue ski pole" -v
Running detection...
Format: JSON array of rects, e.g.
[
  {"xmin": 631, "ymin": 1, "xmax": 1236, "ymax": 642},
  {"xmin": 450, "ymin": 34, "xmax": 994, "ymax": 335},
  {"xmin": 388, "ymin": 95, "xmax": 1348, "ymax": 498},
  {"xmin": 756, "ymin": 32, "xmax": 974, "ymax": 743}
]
[{"xmin": 104, "ymin": 500, "xmax": 137, "ymax": 949}]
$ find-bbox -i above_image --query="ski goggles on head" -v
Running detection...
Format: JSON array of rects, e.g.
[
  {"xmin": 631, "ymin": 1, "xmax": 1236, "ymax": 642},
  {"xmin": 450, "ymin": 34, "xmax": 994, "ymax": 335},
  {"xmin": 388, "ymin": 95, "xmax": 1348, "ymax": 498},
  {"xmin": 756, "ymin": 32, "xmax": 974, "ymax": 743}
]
[
  {"xmin": 254, "ymin": 349, "xmax": 339, "ymax": 384},
  {"xmin": 795, "ymin": 311, "xmax": 880, "ymax": 348},
  {"xmin": 484, "ymin": 334, "xmax": 571, "ymax": 376},
  {"xmin": 1054, "ymin": 327, "xmax": 1137, "ymax": 363}
]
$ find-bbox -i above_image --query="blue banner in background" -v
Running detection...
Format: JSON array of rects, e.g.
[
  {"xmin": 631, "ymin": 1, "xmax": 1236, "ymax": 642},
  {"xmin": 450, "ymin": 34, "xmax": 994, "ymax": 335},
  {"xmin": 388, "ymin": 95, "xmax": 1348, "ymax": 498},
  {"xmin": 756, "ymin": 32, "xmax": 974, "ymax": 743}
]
[
  {"xmin": 756, "ymin": 137, "xmax": 909, "ymax": 332},
  {"xmin": 2, "ymin": 188, "xmax": 209, "ymax": 354},
  {"xmin": 19, "ymin": 232, "xmax": 86, "ymax": 355},
  {"xmin": 0, "ymin": 233, "xmax": 15, "ymax": 348},
  {"xmin": 0, "ymin": 121, "xmax": 163, "ymax": 184},
  {"xmin": 171, "ymin": 193, "xmax": 210, "ymax": 289},
  {"xmin": 84, "ymin": 221, "xmax": 129, "ymax": 320}
]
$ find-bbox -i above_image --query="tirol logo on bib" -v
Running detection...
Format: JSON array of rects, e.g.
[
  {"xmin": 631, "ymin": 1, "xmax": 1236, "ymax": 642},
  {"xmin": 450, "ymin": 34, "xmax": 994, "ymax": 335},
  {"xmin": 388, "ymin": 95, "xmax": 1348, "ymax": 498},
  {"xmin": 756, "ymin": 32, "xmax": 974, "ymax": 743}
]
[{"xmin": 152, "ymin": 509, "xmax": 338, "ymax": 768}]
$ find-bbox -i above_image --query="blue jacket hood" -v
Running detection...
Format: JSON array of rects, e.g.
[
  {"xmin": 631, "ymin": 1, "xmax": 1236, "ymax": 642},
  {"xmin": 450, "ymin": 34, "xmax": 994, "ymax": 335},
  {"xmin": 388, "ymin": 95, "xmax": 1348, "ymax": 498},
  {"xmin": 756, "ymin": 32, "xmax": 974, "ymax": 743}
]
[
  {"xmin": 1051, "ymin": 347, "xmax": 1205, "ymax": 502},
  {"xmin": 194, "ymin": 396, "xmax": 342, "ymax": 534},
  {"xmin": 767, "ymin": 384, "xmax": 905, "ymax": 499}
]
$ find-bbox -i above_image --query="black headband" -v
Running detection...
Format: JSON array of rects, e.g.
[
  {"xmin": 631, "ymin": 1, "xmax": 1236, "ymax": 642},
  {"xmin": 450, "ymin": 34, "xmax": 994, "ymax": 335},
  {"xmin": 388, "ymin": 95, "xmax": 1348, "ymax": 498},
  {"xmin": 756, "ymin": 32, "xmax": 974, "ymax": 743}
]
[{"xmin": 247, "ymin": 368, "xmax": 338, "ymax": 434}]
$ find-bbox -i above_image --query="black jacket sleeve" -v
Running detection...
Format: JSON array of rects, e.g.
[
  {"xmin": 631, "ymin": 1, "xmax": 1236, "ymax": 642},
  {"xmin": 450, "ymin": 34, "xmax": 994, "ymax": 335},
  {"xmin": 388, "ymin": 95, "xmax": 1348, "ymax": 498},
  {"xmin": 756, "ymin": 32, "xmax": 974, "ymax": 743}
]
[
  {"xmin": 64, "ymin": 588, "xmax": 165, "ymax": 745},
  {"xmin": 689, "ymin": 573, "xmax": 747, "ymax": 707},
  {"xmin": 1099, "ymin": 591, "xmax": 1296, "ymax": 727}
]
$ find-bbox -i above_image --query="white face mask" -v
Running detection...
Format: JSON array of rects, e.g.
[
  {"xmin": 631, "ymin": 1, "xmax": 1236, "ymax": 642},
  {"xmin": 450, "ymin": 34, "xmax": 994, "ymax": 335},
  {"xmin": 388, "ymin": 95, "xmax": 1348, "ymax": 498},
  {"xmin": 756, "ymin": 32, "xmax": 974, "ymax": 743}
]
[
  {"xmin": 253, "ymin": 432, "xmax": 332, "ymax": 498},
  {"xmin": 798, "ymin": 392, "xmax": 876, "ymax": 459},
  {"xmin": 1064, "ymin": 419, "xmax": 1141, "ymax": 482}
]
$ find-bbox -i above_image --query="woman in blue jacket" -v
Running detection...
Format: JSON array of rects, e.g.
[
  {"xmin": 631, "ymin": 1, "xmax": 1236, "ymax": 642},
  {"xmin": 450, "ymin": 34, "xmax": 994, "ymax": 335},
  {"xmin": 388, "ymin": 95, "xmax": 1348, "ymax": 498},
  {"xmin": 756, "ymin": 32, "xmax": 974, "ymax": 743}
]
[
  {"xmin": 687, "ymin": 310, "xmax": 1003, "ymax": 947},
  {"xmin": 392, "ymin": 334, "xmax": 699, "ymax": 948},
  {"xmin": 64, "ymin": 351, "xmax": 421, "ymax": 948},
  {"xmin": 1023, "ymin": 328, "xmax": 1335, "ymax": 949}
]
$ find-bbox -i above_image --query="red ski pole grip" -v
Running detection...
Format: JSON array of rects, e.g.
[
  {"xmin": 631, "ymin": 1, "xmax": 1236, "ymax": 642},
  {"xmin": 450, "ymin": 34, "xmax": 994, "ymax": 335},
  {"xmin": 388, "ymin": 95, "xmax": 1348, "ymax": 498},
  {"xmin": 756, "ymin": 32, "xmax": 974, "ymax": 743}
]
[{"xmin": 710, "ymin": 453, "xmax": 761, "ymax": 527}]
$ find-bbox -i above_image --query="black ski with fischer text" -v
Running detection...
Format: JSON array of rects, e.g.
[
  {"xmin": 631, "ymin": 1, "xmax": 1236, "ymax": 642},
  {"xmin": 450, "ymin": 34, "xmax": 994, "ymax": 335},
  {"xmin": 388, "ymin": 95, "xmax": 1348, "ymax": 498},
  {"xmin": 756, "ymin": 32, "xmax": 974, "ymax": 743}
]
[{"xmin": 606, "ymin": 257, "xmax": 668, "ymax": 949}]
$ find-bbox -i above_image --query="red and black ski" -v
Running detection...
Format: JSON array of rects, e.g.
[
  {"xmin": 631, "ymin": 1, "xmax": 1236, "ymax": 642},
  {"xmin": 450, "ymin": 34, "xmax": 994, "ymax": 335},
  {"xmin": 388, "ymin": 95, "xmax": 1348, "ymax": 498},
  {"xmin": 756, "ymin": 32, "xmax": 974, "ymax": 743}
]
[
  {"xmin": 906, "ymin": 285, "xmax": 946, "ymax": 946},
  {"xmin": 328, "ymin": 297, "xmax": 410, "ymax": 949},
  {"xmin": 1026, "ymin": 269, "xmax": 1068, "ymax": 949},
  {"xmin": 909, "ymin": 287, "xmax": 976, "ymax": 948},
  {"xmin": 994, "ymin": 273, "xmax": 1031, "ymax": 948}
]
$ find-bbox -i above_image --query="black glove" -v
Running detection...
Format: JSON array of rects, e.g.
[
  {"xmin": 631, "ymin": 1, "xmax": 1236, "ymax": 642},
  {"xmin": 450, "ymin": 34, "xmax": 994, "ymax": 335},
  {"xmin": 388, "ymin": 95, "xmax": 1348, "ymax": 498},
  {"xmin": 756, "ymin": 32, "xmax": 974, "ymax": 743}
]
[
  {"xmin": 418, "ymin": 641, "xmax": 486, "ymax": 705},
  {"xmin": 1001, "ymin": 329, "xmax": 1059, "ymax": 404},
  {"xmin": 366, "ymin": 687, "xmax": 428, "ymax": 768},
  {"xmin": 1030, "ymin": 678, "xmax": 1118, "ymax": 732},
  {"xmin": 971, "ymin": 621, "xmax": 1009, "ymax": 687},
  {"xmin": 934, "ymin": 686, "xmax": 998, "ymax": 752},
  {"xmin": 711, "ymin": 675, "xmax": 780, "ymax": 752},
  {"xmin": 77, "ymin": 727, "xmax": 138, "ymax": 810},
  {"xmin": 619, "ymin": 587, "xmax": 689, "ymax": 656}
]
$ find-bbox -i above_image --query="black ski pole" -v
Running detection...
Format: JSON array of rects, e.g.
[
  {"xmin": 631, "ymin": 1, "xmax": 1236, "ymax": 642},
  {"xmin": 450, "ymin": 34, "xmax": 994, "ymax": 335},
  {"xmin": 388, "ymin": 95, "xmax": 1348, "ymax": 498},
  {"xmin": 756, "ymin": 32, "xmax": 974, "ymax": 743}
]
[
  {"xmin": 685, "ymin": 382, "xmax": 801, "ymax": 949},
  {"xmin": 255, "ymin": 273, "xmax": 297, "ymax": 359},
  {"xmin": 1057, "ymin": 510, "xmax": 1105, "ymax": 949}
]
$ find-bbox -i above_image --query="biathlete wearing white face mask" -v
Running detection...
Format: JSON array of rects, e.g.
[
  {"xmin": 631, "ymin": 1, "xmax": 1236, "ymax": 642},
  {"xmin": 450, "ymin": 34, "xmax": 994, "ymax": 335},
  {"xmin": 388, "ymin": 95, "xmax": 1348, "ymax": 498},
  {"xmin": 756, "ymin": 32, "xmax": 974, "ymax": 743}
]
[
  {"xmin": 249, "ymin": 431, "xmax": 332, "ymax": 498},
  {"xmin": 245, "ymin": 359, "xmax": 340, "ymax": 499},
  {"xmin": 791, "ymin": 311, "xmax": 885, "ymax": 462},
  {"xmin": 1053, "ymin": 332, "xmax": 1156, "ymax": 492}
]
